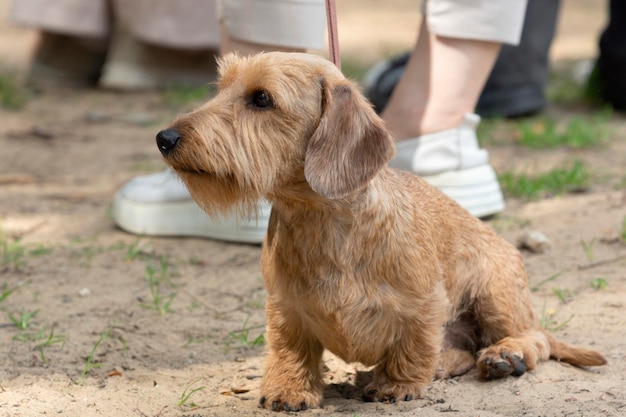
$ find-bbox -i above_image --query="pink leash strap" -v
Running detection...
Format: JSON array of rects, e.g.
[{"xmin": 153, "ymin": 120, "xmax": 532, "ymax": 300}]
[{"xmin": 325, "ymin": 0, "xmax": 341, "ymax": 70}]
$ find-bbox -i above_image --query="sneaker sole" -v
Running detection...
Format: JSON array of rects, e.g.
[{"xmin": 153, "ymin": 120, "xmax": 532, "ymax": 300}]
[
  {"xmin": 113, "ymin": 193, "xmax": 269, "ymax": 244},
  {"xmin": 422, "ymin": 165, "xmax": 505, "ymax": 218}
]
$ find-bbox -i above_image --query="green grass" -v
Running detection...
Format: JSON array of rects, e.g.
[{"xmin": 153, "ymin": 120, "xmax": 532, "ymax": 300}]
[
  {"xmin": 546, "ymin": 61, "xmax": 607, "ymax": 108},
  {"xmin": 29, "ymin": 244, "xmax": 53, "ymax": 256},
  {"xmin": 13, "ymin": 327, "xmax": 66, "ymax": 364},
  {"xmin": 70, "ymin": 239, "xmax": 123, "ymax": 267},
  {"xmin": 341, "ymin": 58, "xmax": 372, "ymax": 83},
  {"xmin": 531, "ymin": 272, "xmax": 563, "ymax": 292},
  {"xmin": 478, "ymin": 109, "xmax": 611, "ymax": 150},
  {"xmin": 579, "ymin": 238, "xmax": 596, "ymax": 261},
  {"xmin": 177, "ymin": 379, "xmax": 206, "ymax": 408},
  {"xmin": 184, "ymin": 335, "xmax": 212, "ymax": 347},
  {"xmin": 0, "ymin": 233, "xmax": 54, "ymax": 271},
  {"xmin": 124, "ymin": 237, "xmax": 154, "ymax": 261},
  {"xmin": 539, "ymin": 302, "xmax": 574, "ymax": 332},
  {"xmin": 225, "ymin": 315, "xmax": 265, "ymax": 350},
  {"xmin": 1, "ymin": 235, "xmax": 27, "ymax": 270},
  {"xmin": 81, "ymin": 326, "xmax": 112, "ymax": 379},
  {"xmin": 541, "ymin": 312, "xmax": 574, "ymax": 332},
  {"xmin": 0, "ymin": 283, "xmax": 20, "ymax": 304},
  {"xmin": 33, "ymin": 327, "xmax": 66, "ymax": 364},
  {"xmin": 547, "ymin": 66, "xmax": 589, "ymax": 106},
  {"xmin": 590, "ymin": 277, "xmax": 608, "ymax": 290},
  {"xmin": 140, "ymin": 257, "xmax": 177, "ymax": 315},
  {"xmin": 514, "ymin": 113, "xmax": 610, "ymax": 149},
  {"xmin": 0, "ymin": 69, "xmax": 27, "ymax": 110},
  {"xmin": 498, "ymin": 160, "xmax": 591, "ymax": 201},
  {"xmin": 162, "ymin": 85, "xmax": 212, "ymax": 108},
  {"xmin": 8, "ymin": 309, "xmax": 38, "ymax": 330},
  {"xmin": 70, "ymin": 238, "xmax": 153, "ymax": 267},
  {"xmin": 620, "ymin": 216, "xmax": 626, "ymax": 243},
  {"xmin": 551, "ymin": 287, "xmax": 574, "ymax": 304}
]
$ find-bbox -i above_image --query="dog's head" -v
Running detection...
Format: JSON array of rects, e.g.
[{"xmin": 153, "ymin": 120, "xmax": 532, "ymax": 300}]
[{"xmin": 157, "ymin": 52, "xmax": 394, "ymax": 215}]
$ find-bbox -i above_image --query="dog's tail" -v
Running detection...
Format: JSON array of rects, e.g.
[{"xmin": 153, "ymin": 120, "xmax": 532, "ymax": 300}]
[{"xmin": 543, "ymin": 329, "xmax": 607, "ymax": 367}]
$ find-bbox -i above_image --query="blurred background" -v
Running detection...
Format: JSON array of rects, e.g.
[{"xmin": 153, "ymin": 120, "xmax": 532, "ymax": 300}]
[
  {"xmin": 0, "ymin": 0, "xmax": 609, "ymax": 72},
  {"xmin": 1, "ymin": 3, "xmax": 625, "ymax": 416}
]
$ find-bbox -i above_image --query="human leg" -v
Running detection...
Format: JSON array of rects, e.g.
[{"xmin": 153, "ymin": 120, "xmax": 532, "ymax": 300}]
[
  {"xmin": 365, "ymin": 0, "xmax": 559, "ymax": 119},
  {"xmin": 385, "ymin": 0, "xmax": 528, "ymax": 217},
  {"xmin": 382, "ymin": 22, "xmax": 501, "ymax": 139},
  {"xmin": 100, "ymin": 0, "xmax": 221, "ymax": 90},
  {"xmin": 383, "ymin": 0, "xmax": 527, "ymax": 137},
  {"xmin": 11, "ymin": 0, "xmax": 109, "ymax": 86},
  {"xmin": 477, "ymin": 0, "xmax": 561, "ymax": 117},
  {"xmin": 594, "ymin": 0, "xmax": 626, "ymax": 110}
]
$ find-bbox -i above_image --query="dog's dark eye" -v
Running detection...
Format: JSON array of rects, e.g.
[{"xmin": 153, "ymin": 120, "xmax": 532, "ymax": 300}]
[{"xmin": 250, "ymin": 90, "xmax": 273, "ymax": 109}]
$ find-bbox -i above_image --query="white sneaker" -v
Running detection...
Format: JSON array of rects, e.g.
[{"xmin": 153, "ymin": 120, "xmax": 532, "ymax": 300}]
[
  {"xmin": 113, "ymin": 169, "xmax": 270, "ymax": 244},
  {"xmin": 388, "ymin": 113, "xmax": 504, "ymax": 218}
]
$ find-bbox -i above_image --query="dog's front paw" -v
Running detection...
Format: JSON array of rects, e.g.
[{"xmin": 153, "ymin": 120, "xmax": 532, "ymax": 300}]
[
  {"xmin": 362, "ymin": 381, "xmax": 423, "ymax": 404},
  {"xmin": 258, "ymin": 390, "xmax": 322, "ymax": 412}
]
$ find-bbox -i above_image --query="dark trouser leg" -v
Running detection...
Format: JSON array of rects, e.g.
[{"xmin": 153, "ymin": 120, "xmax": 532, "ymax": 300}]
[
  {"xmin": 597, "ymin": 0, "xmax": 626, "ymax": 110},
  {"xmin": 476, "ymin": 0, "xmax": 561, "ymax": 118}
]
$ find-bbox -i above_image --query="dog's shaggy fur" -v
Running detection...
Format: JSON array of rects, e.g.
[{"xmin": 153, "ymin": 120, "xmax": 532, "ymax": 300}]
[{"xmin": 157, "ymin": 52, "xmax": 606, "ymax": 411}]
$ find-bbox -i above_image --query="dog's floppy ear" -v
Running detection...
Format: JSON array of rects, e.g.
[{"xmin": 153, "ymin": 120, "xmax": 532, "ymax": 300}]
[{"xmin": 304, "ymin": 79, "xmax": 395, "ymax": 199}]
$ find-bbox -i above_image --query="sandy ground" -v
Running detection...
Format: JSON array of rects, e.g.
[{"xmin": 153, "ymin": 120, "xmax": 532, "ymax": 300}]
[{"xmin": 1, "ymin": 0, "xmax": 625, "ymax": 416}]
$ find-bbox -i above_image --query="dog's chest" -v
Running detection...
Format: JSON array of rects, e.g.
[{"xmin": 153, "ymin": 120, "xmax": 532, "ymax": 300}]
[
  {"xmin": 297, "ymin": 276, "xmax": 400, "ymax": 365},
  {"xmin": 271, "ymin": 244, "xmax": 404, "ymax": 365}
]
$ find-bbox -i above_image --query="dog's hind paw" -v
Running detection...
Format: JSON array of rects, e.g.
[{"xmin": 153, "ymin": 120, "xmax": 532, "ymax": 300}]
[
  {"xmin": 477, "ymin": 351, "xmax": 527, "ymax": 380},
  {"xmin": 258, "ymin": 391, "xmax": 321, "ymax": 412},
  {"xmin": 362, "ymin": 382, "xmax": 422, "ymax": 404}
]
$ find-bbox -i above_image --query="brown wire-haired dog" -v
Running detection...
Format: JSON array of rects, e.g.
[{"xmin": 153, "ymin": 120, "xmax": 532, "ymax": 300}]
[{"xmin": 156, "ymin": 52, "xmax": 606, "ymax": 412}]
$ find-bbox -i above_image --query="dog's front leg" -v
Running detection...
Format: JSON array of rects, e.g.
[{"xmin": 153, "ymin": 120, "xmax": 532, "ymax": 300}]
[
  {"xmin": 363, "ymin": 295, "xmax": 445, "ymax": 403},
  {"xmin": 259, "ymin": 300, "xmax": 325, "ymax": 412},
  {"xmin": 364, "ymin": 325, "xmax": 441, "ymax": 403}
]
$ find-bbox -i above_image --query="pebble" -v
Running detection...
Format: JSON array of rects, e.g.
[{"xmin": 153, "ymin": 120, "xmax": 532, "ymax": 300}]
[
  {"xmin": 85, "ymin": 111, "xmax": 111, "ymax": 123},
  {"xmin": 517, "ymin": 230, "xmax": 551, "ymax": 253}
]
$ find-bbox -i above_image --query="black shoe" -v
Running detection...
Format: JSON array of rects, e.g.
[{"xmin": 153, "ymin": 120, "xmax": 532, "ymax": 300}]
[
  {"xmin": 594, "ymin": 0, "xmax": 626, "ymax": 110},
  {"xmin": 29, "ymin": 32, "xmax": 107, "ymax": 88},
  {"xmin": 476, "ymin": 0, "xmax": 560, "ymax": 118},
  {"xmin": 362, "ymin": 52, "xmax": 409, "ymax": 114}
]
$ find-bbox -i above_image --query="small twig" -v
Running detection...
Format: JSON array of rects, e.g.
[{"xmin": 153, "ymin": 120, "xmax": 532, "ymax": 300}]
[
  {"xmin": 531, "ymin": 271, "xmax": 563, "ymax": 292},
  {"xmin": 133, "ymin": 406, "xmax": 166, "ymax": 417},
  {"xmin": 0, "ymin": 174, "xmax": 37, "ymax": 185},
  {"xmin": 180, "ymin": 288, "xmax": 252, "ymax": 315},
  {"xmin": 577, "ymin": 253, "xmax": 626, "ymax": 270}
]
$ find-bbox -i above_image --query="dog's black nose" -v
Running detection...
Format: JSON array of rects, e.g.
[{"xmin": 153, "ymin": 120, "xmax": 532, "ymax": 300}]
[{"xmin": 156, "ymin": 128, "xmax": 181, "ymax": 154}]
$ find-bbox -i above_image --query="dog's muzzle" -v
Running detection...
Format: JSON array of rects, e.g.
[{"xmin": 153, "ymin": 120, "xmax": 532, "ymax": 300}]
[{"xmin": 156, "ymin": 128, "xmax": 181, "ymax": 155}]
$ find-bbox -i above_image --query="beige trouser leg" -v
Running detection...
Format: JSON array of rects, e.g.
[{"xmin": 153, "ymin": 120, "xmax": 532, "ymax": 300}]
[
  {"xmin": 112, "ymin": 0, "xmax": 220, "ymax": 49},
  {"xmin": 11, "ymin": 0, "xmax": 109, "ymax": 38},
  {"xmin": 12, "ymin": 0, "xmax": 221, "ymax": 49},
  {"xmin": 219, "ymin": 0, "xmax": 325, "ymax": 55}
]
